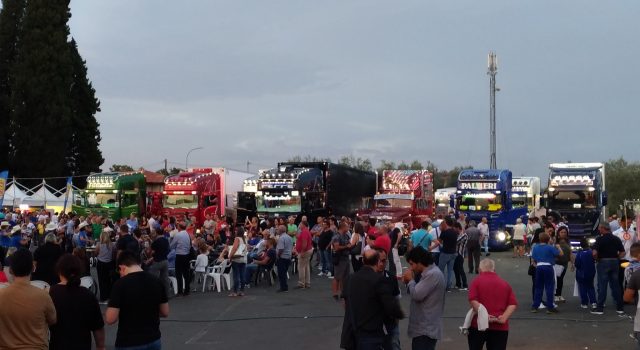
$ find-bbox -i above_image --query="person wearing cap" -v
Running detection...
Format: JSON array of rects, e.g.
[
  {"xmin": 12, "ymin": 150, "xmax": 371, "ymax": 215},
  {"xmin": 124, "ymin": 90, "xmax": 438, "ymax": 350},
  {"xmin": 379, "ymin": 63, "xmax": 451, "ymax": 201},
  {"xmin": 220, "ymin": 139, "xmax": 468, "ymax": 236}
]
[
  {"xmin": 0, "ymin": 221, "xmax": 11, "ymax": 248},
  {"xmin": 10, "ymin": 225, "xmax": 26, "ymax": 249},
  {"xmin": 33, "ymin": 233, "xmax": 64, "ymax": 285},
  {"xmin": 76, "ymin": 222, "xmax": 90, "ymax": 249},
  {"xmin": 591, "ymin": 221, "xmax": 626, "ymax": 315}
]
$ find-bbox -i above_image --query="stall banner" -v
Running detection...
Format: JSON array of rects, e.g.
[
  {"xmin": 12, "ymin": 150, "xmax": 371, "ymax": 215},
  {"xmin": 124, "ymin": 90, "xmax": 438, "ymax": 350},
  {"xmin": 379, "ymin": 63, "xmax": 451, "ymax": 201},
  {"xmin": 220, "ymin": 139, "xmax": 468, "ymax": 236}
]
[{"xmin": 0, "ymin": 171, "xmax": 7, "ymax": 205}]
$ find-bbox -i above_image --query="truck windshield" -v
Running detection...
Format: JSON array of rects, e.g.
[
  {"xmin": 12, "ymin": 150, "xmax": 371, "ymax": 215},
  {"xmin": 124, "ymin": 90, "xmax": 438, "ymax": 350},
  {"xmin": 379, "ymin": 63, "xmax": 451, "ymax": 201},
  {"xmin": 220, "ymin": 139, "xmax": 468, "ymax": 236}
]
[
  {"xmin": 86, "ymin": 193, "xmax": 118, "ymax": 207},
  {"xmin": 548, "ymin": 190, "xmax": 596, "ymax": 209},
  {"xmin": 257, "ymin": 194, "xmax": 301, "ymax": 213},
  {"xmin": 512, "ymin": 194, "xmax": 527, "ymax": 209},
  {"xmin": 436, "ymin": 198, "xmax": 450, "ymax": 207},
  {"xmin": 163, "ymin": 194, "xmax": 198, "ymax": 209},
  {"xmin": 374, "ymin": 198, "xmax": 413, "ymax": 209},
  {"xmin": 457, "ymin": 193, "xmax": 502, "ymax": 211}
]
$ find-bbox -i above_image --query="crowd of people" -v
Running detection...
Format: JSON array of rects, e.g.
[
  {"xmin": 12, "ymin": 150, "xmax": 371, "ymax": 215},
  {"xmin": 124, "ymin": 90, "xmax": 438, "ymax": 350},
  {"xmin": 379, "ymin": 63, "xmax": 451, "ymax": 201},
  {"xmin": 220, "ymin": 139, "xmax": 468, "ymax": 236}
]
[{"xmin": 2, "ymin": 206, "xmax": 640, "ymax": 349}]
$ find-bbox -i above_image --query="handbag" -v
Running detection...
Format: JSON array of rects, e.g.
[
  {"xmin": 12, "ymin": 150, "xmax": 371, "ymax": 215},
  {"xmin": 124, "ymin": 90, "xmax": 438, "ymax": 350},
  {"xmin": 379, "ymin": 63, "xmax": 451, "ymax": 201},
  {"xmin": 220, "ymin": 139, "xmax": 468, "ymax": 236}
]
[
  {"xmin": 350, "ymin": 235, "xmax": 363, "ymax": 256},
  {"xmin": 232, "ymin": 242, "xmax": 247, "ymax": 259},
  {"xmin": 527, "ymin": 257, "xmax": 536, "ymax": 276}
]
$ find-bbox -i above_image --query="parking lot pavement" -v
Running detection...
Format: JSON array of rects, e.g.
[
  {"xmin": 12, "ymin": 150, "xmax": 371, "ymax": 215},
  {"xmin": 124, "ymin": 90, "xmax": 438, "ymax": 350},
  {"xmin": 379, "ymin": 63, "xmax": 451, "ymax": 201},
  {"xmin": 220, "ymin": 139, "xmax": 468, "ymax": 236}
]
[{"xmin": 101, "ymin": 252, "xmax": 636, "ymax": 349}]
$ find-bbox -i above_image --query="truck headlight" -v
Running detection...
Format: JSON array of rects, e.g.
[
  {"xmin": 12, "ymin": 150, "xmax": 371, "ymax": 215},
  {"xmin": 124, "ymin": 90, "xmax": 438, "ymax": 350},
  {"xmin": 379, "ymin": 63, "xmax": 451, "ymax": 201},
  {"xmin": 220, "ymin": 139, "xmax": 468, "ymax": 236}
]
[
  {"xmin": 497, "ymin": 231, "xmax": 506, "ymax": 241},
  {"xmin": 588, "ymin": 238, "xmax": 596, "ymax": 244}
]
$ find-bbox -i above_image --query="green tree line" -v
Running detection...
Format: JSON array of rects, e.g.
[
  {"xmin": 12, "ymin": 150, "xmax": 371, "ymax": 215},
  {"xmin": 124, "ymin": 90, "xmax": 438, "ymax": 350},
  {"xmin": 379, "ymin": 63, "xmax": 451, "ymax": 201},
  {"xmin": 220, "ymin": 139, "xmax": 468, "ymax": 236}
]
[{"xmin": 0, "ymin": 0, "xmax": 102, "ymax": 188}]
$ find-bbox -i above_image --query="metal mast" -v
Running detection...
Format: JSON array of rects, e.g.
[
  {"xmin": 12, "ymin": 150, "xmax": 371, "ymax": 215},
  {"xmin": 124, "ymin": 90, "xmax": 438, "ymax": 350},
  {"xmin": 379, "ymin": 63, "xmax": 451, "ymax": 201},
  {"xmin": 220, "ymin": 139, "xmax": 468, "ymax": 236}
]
[{"xmin": 488, "ymin": 52, "xmax": 498, "ymax": 169}]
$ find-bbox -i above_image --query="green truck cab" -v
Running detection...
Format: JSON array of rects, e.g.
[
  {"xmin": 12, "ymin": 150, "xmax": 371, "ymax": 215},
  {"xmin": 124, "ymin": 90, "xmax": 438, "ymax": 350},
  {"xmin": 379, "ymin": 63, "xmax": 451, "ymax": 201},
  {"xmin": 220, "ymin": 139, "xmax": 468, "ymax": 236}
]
[{"xmin": 72, "ymin": 172, "xmax": 147, "ymax": 221}]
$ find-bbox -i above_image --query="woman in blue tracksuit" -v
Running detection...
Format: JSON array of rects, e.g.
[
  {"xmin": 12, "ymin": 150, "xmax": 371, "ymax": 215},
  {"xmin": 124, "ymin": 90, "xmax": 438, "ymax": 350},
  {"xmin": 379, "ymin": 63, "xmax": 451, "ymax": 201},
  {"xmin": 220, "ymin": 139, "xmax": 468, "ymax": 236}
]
[{"xmin": 531, "ymin": 231, "xmax": 563, "ymax": 313}]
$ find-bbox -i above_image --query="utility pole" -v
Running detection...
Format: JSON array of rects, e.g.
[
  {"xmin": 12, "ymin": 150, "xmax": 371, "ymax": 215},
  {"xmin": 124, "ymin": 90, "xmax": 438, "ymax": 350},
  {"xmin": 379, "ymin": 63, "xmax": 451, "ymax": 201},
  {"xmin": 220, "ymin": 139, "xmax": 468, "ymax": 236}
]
[
  {"xmin": 488, "ymin": 52, "xmax": 498, "ymax": 169},
  {"xmin": 246, "ymin": 161, "xmax": 251, "ymax": 173},
  {"xmin": 164, "ymin": 159, "xmax": 168, "ymax": 174}
]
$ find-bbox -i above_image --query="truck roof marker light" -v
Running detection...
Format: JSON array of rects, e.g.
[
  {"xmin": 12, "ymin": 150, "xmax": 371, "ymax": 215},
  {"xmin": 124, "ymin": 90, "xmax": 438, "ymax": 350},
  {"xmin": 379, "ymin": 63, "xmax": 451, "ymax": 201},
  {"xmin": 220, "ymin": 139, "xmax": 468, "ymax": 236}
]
[
  {"xmin": 588, "ymin": 187, "xmax": 596, "ymax": 192},
  {"xmin": 191, "ymin": 191, "xmax": 197, "ymax": 194}
]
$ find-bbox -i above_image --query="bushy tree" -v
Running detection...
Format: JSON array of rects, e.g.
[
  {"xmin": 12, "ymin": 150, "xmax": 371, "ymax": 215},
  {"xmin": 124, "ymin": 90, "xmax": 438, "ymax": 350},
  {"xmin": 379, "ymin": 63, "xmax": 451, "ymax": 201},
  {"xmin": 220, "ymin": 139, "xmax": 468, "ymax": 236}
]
[
  {"xmin": 0, "ymin": 0, "xmax": 26, "ymax": 170},
  {"xmin": 65, "ymin": 38, "xmax": 102, "ymax": 185},
  {"xmin": 109, "ymin": 164, "xmax": 134, "ymax": 172},
  {"xmin": 338, "ymin": 155, "xmax": 373, "ymax": 171},
  {"xmin": 10, "ymin": 0, "xmax": 74, "ymax": 178},
  {"xmin": 606, "ymin": 157, "xmax": 640, "ymax": 217}
]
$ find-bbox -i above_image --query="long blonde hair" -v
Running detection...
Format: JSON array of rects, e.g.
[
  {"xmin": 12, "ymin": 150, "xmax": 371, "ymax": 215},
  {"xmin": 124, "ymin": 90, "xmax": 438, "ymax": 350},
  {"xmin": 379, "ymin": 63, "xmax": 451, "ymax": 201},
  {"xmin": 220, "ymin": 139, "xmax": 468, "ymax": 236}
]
[{"xmin": 99, "ymin": 231, "xmax": 111, "ymax": 245}]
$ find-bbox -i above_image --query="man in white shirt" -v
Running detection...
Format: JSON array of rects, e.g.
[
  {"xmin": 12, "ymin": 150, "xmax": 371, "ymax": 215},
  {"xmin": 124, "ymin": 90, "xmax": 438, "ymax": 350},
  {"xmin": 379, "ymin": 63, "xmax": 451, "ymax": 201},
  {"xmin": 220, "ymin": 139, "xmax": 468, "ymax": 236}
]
[{"xmin": 478, "ymin": 217, "xmax": 490, "ymax": 257}]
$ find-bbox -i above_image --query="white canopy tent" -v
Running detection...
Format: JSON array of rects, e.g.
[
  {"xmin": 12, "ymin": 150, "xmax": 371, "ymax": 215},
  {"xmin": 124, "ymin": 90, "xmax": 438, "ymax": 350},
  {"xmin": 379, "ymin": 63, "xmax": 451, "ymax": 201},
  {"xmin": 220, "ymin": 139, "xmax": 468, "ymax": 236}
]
[{"xmin": 1, "ymin": 184, "xmax": 27, "ymax": 207}]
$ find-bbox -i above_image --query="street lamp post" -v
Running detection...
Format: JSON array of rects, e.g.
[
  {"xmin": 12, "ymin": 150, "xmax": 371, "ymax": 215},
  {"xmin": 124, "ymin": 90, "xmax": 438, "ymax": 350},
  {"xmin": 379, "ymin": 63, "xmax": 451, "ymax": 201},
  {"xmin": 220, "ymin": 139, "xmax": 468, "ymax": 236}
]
[{"xmin": 185, "ymin": 147, "xmax": 203, "ymax": 170}]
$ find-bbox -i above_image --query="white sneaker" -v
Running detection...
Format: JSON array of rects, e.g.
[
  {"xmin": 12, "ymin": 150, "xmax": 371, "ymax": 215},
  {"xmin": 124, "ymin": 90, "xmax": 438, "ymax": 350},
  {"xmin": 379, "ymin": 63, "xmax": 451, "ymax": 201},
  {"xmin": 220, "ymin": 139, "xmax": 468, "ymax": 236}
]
[
  {"xmin": 538, "ymin": 304, "xmax": 546, "ymax": 309},
  {"xmin": 558, "ymin": 296, "xmax": 566, "ymax": 303},
  {"xmin": 327, "ymin": 273, "xmax": 334, "ymax": 279},
  {"xmin": 592, "ymin": 303, "xmax": 598, "ymax": 309},
  {"xmin": 317, "ymin": 272, "xmax": 325, "ymax": 277},
  {"xmin": 580, "ymin": 304, "xmax": 588, "ymax": 309}
]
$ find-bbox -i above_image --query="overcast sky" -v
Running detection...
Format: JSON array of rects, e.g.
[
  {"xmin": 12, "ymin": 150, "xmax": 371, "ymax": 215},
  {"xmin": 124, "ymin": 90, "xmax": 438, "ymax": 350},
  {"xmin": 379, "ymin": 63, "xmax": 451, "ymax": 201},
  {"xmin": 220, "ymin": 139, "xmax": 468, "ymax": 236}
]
[{"xmin": 68, "ymin": 1, "xmax": 640, "ymax": 181}]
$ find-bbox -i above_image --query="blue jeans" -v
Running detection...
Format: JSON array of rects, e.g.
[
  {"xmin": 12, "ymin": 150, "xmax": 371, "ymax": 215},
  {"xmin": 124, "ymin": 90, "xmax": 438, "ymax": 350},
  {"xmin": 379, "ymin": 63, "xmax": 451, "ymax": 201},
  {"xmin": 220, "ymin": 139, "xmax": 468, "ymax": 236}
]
[
  {"xmin": 482, "ymin": 236, "xmax": 489, "ymax": 254},
  {"xmin": 321, "ymin": 249, "xmax": 332, "ymax": 274},
  {"xmin": 577, "ymin": 275, "xmax": 596, "ymax": 306},
  {"xmin": 532, "ymin": 265, "xmax": 555, "ymax": 309},
  {"xmin": 412, "ymin": 335, "xmax": 437, "ymax": 350},
  {"xmin": 116, "ymin": 339, "xmax": 161, "ymax": 350},
  {"xmin": 357, "ymin": 335, "xmax": 385, "ymax": 350},
  {"xmin": 244, "ymin": 263, "xmax": 258, "ymax": 285},
  {"xmin": 384, "ymin": 322, "xmax": 401, "ymax": 350},
  {"xmin": 596, "ymin": 259, "xmax": 623, "ymax": 310},
  {"xmin": 438, "ymin": 252, "xmax": 456, "ymax": 289},
  {"xmin": 277, "ymin": 258, "xmax": 291, "ymax": 291},
  {"xmin": 231, "ymin": 262, "xmax": 246, "ymax": 293}
]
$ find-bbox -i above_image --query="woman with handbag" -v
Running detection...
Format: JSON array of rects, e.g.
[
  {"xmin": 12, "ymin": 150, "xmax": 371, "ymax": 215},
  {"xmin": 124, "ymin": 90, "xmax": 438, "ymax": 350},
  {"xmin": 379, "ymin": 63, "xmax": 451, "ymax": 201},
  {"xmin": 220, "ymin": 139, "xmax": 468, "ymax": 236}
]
[
  {"xmin": 349, "ymin": 223, "xmax": 365, "ymax": 272},
  {"xmin": 228, "ymin": 226, "xmax": 248, "ymax": 297}
]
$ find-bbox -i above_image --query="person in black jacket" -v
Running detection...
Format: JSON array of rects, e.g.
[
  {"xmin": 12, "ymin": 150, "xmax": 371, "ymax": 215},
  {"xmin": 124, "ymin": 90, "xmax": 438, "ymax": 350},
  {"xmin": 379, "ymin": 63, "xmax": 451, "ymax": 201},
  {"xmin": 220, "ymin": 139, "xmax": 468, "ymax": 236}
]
[
  {"xmin": 32, "ymin": 233, "xmax": 63, "ymax": 285},
  {"xmin": 340, "ymin": 249, "xmax": 404, "ymax": 349}
]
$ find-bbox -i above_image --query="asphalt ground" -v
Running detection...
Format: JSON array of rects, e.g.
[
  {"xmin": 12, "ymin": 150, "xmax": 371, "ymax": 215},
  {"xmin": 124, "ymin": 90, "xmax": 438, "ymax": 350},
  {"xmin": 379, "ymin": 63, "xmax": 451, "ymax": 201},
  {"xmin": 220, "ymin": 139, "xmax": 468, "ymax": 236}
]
[{"xmin": 98, "ymin": 252, "xmax": 636, "ymax": 350}]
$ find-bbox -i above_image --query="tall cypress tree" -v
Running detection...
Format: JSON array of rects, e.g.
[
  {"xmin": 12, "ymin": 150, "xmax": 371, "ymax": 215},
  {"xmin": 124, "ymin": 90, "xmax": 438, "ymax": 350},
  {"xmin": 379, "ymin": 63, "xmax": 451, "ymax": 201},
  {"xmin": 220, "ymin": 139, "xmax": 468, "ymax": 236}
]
[
  {"xmin": 66, "ymin": 38, "xmax": 103, "ymax": 187},
  {"xmin": 10, "ymin": 0, "xmax": 73, "ymax": 178},
  {"xmin": 0, "ymin": 0, "xmax": 26, "ymax": 171}
]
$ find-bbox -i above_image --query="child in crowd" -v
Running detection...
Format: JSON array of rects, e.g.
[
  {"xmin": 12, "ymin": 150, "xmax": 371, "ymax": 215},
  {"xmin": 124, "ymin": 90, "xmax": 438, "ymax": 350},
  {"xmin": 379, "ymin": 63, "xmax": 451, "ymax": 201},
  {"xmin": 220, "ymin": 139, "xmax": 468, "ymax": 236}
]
[
  {"xmin": 574, "ymin": 238, "xmax": 596, "ymax": 308},
  {"xmin": 194, "ymin": 242, "xmax": 209, "ymax": 292},
  {"xmin": 624, "ymin": 243, "xmax": 640, "ymax": 290}
]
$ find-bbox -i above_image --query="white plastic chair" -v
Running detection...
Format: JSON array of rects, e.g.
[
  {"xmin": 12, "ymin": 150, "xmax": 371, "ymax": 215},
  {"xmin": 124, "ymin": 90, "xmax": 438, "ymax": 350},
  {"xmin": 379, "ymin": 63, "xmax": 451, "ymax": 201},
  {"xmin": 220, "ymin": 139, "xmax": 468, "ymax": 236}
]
[
  {"xmin": 80, "ymin": 276, "xmax": 97, "ymax": 296},
  {"xmin": 30, "ymin": 280, "xmax": 50, "ymax": 290},
  {"xmin": 168, "ymin": 276, "xmax": 178, "ymax": 295},
  {"xmin": 203, "ymin": 260, "xmax": 231, "ymax": 292}
]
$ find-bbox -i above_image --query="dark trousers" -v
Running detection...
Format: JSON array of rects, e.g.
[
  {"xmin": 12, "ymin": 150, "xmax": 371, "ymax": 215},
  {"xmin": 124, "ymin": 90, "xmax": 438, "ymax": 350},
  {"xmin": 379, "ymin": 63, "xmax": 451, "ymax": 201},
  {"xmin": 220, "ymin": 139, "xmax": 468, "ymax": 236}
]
[
  {"xmin": 175, "ymin": 254, "xmax": 191, "ymax": 295},
  {"xmin": 277, "ymin": 258, "xmax": 291, "ymax": 291},
  {"xmin": 577, "ymin": 276, "xmax": 596, "ymax": 305},
  {"xmin": 357, "ymin": 335, "xmax": 385, "ymax": 350},
  {"xmin": 467, "ymin": 242, "xmax": 481, "ymax": 273},
  {"xmin": 532, "ymin": 265, "xmax": 555, "ymax": 309},
  {"xmin": 96, "ymin": 260, "xmax": 114, "ymax": 302},
  {"xmin": 596, "ymin": 259, "xmax": 623, "ymax": 310},
  {"xmin": 555, "ymin": 263, "xmax": 567, "ymax": 296},
  {"xmin": 411, "ymin": 335, "xmax": 437, "ymax": 350},
  {"xmin": 432, "ymin": 252, "xmax": 440, "ymax": 266},
  {"xmin": 454, "ymin": 254, "xmax": 468, "ymax": 288},
  {"xmin": 468, "ymin": 328, "xmax": 509, "ymax": 350},
  {"xmin": 351, "ymin": 255, "xmax": 363, "ymax": 273}
]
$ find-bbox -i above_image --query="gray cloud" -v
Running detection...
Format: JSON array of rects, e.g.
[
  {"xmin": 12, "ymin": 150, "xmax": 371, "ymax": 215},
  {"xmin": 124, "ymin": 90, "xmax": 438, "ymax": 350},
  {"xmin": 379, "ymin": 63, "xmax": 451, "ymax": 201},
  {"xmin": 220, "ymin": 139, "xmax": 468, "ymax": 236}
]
[{"xmin": 69, "ymin": 0, "xmax": 640, "ymax": 181}]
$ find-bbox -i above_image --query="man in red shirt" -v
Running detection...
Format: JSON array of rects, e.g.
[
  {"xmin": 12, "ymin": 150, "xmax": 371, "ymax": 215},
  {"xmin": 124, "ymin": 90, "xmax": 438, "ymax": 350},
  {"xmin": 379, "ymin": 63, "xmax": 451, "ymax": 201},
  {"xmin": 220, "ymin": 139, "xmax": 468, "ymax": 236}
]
[
  {"xmin": 467, "ymin": 258, "xmax": 517, "ymax": 350},
  {"xmin": 374, "ymin": 225, "xmax": 391, "ymax": 255},
  {"xmin": 295, "ymin": 221, "xmax": 314, "ymax": 289}
]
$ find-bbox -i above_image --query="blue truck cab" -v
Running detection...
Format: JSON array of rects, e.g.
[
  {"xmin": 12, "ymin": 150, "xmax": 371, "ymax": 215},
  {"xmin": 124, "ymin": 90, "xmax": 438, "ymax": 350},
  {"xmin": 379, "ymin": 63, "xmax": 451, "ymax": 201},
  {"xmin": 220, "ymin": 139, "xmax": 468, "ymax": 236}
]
[
  {"xmin": 545, "ymin": 163, "xmax": 607, "ymax": 248},
  {"xmin": 454, "ymin": 169, "xmax": 527, "ymax": 250}
]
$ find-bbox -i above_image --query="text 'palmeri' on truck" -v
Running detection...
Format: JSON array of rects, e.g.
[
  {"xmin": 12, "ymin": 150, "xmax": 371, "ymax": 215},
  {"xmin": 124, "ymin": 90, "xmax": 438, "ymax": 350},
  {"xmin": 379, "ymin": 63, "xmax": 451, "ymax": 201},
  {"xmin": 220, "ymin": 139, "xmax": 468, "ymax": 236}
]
[
  {"xmin": 256, "ymin": 162, "xmax": 377, "ymax": 223},
  {"xmin": 162, "ymin": 168, "xmax": 253, "ymax": 226},
  {"xmin": 454, "ymin": 169, "xmax": 528, "ymax": 250},
  {"xmin": 545, "ymin": 162, "xmax": 607, "ymax": 246}
]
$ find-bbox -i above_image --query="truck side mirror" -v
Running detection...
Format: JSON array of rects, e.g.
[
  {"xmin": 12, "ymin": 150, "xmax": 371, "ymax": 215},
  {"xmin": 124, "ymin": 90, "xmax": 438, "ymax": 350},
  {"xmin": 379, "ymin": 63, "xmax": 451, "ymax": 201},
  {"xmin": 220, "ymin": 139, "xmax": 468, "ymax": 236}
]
[{"xmin": 602, "ymin": 191, "xmax": 608, "ymax": 206}]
